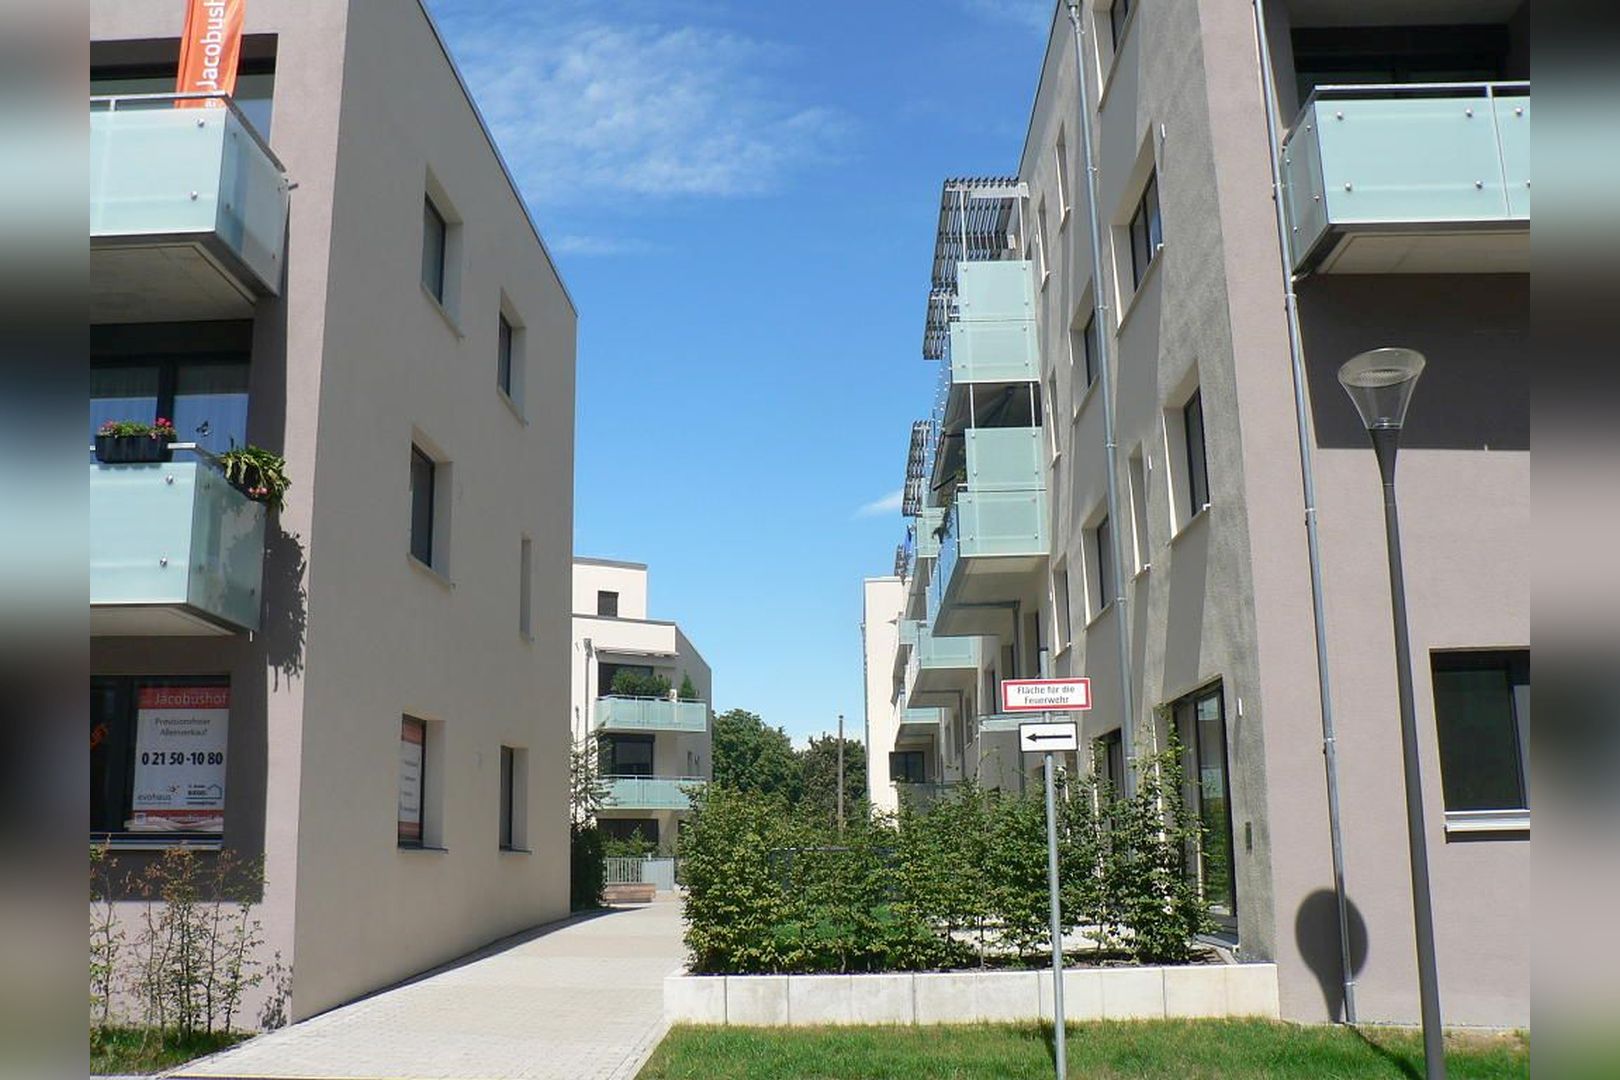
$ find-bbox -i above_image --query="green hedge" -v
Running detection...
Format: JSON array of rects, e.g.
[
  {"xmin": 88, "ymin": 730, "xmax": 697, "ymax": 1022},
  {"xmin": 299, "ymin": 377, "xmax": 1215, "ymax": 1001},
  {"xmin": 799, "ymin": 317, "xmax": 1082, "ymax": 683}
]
[{"xmin": 680, "ymin": 742, "xmax": 1212, "ymax": 974}]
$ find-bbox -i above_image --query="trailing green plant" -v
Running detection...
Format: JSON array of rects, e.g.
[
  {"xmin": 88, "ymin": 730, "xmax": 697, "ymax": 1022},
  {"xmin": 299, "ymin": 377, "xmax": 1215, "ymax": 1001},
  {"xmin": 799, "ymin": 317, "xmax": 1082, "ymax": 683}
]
[
  {"xmin": 216, "ymin": 445, "xmax": 290, "ymax": 513},
  {"xmin": 609, "ymin": 670, "xmax": 672, "ymax": 698}
]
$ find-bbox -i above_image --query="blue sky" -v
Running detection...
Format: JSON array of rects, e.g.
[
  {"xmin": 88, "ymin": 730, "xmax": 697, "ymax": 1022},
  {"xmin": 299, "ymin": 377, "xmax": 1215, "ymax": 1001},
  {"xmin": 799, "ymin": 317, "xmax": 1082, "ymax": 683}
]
[{"xmin": 428, "ymin": 0, "xmax": 1053, "ymax": 743}]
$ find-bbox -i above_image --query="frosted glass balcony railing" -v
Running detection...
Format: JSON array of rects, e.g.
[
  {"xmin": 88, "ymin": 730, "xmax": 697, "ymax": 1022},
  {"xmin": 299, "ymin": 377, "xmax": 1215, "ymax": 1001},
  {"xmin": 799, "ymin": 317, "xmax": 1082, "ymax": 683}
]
[
  {"xmin": 593, "ymin": 697, "xmax": 708, "ymax": 733},
  {"xmin": 603, "ymin": 776, "xmax": 705, "ymax": 811},
  {"xmin": 90, "ymin": 447, "xmax": 266, "ymax": 634},
  {"xmin": 899, "ymin": 707, "xmax": 946, "ymax": 733},
  {"xmin": 929, "ymin": 486, "xmax": 1050, "ymax": 625},
  {"xmin": 1281, "ymin": 82, "xmax": 1530, "ymax": 272},
  {"xmin": 914, "ymin": 622, "xmax": 981, "ymax": 671},
  {"xmin": 91, "ymin": 94, "xmax": 290, "ymax": 301},
  {"xmin": 915, "ymin": 507, "xmax": 946, "ymax": 561}
]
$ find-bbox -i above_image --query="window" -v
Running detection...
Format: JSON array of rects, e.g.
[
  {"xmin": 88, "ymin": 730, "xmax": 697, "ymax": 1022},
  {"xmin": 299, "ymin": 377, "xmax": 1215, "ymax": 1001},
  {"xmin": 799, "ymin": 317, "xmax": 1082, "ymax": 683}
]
[
  {"xmin": 1431, "ymin": 651, "xmax": 1529, "ymax": 815},
  {"xmin": 92, "ymin": 677, "xmax": 230, "ymax": 840},
  {"xmin": 1068, "ymin": 309, "xmax": 1099, "ymax": 396},
  {"xmin": 1091, "ymin": 514, "xmax": 1116, "ymax": 617},
  {"xmin": 1110, "ymin": 0, "xmax": 1133, "ymax": 50},
  {"xmin": 1054, "ymin": 567, "xmax": 1073, "ymax": 650},
  {"xmin": 1094, "ymin": 729, "xmax": 1125, "ymax": 795},
  {"xmin": 1128, "ymin": 171, "xmax": 1162, "ymax": 289},
  {"xmin": 1036, "ymin": 199, "xmax": 1051, "ymax": 284},
  {"xmin": 399, "ymin": 716, "xmax": 427, "ymax": 847},
  {"xmin": 597, "ymin": 590, "xmax": 620, "ymax": 617},
  {"xmin": 1054, "ymin": 132, "xmax": 1071, "ymax": 220},
  {"xmin": 422, "ymin": 196, "xmax": 448, "ymax": 302},
  {"xmin": 890, "ymin": 750, "xmax": 927, "ymax": 784},
  {"xmin": 497, "ymin": 313, "xmax": 515, "ymax": 398},
  {"xmin": 409, "ymin": 445, "xmax": 436, "ymax": 566},
  {"xmin": 1127, "ymin": 448, "xmax": 1150, "ymax": 573},
  {"xmin": 519, "ymin": 537, "xmax": 533, "ymax": 638},
  {"xmin": 1183, "ymin": 390, "xmax": 1210, "ymax": 517},
  {"xmin": 1174, "ymin": 685, "xmax": 1236, "ymax": 924},
  {"xmin": 600, "ymin": 734, "xmax": 654, "ymax": 777},
  {"xmin": 499, "ymin": 746, "xmax": 526, "ymax": 851},
  {"xmin": 91, "ymin": 357, "xmax": 249, "ymax": 456}
]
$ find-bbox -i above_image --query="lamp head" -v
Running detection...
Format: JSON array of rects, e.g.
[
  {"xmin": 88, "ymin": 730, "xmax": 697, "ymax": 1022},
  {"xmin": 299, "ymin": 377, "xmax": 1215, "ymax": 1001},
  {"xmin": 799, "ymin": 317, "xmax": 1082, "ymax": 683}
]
[{"xmin": 1337, "ymin": 347, "xmax": 1426, "ymax": 431}]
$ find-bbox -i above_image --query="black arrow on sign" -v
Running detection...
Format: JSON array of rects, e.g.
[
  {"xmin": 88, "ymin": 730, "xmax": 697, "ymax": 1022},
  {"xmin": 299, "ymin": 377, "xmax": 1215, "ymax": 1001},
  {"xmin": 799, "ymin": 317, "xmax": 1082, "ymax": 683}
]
[{"xmin": 1026, "ymin": 732, "xmax": 1073, "ymax": 742}]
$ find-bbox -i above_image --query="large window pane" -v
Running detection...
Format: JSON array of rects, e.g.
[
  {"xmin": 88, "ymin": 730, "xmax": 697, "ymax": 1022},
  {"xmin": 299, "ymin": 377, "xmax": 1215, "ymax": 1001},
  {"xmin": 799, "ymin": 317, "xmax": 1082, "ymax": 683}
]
[
  {"xmin": 1184, "ymin": 390, "xmax": 1210, "ymax": 515},
  {"xmin": 173, "ymin": 362, "xmax": 250, "ymax": 453},
  {"xmin": 422, "ymin": 198, "xmax": 447, "ymax": 301},
  {"xmin": 602, "ymin": 734, "xmax": 654, "ymax": 777},
  {"xmin": 1432, "ymin": 652, "xmax": 1529, "ymax": 812},
  {"xmin": 409, "ymin": 446, "xmax": 435, "ymax": 565},
  {"xmin": 1095, "ymin": 515, "xmax": 1115, "ymax": 607},
  {"xmin": 89, "ymin": 365, "xmax": 160, "ymax": 445}
]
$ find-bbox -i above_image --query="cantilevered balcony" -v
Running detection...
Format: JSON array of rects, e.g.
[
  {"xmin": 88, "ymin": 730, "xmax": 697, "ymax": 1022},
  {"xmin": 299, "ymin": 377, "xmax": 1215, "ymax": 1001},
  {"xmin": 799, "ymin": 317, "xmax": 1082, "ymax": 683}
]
[
  {"xmin": 603, "ymin": 776, "xmax": 704, "ymax": 812},
  {"xmin": 1281, "ymin": 82, "xmax": 1529, "ymax": 274},
  {"xmin": 935, "ymin": 261, "xmax": 1039, "ymax": 434},
  {"xmin": 593, "ymin": 697, "xmax": 708, "ymax": 734},
  {"xmin": 908, "ymin": 622, "xmax": 983, "ymax": 702},
  {"xmin": 898, "ymin": 706, "xmax": 946, "ymax": 738},
  {"xmin": 90, "ymin": 447, "xmax": 266, "ymax": 635},
  {"xmin": 91, "ymin": 94, "xmax": 290, "ymax": 323},
  {"xmin": 928, "ymin": 428, "xmax": 1049, "ymax": 637}
]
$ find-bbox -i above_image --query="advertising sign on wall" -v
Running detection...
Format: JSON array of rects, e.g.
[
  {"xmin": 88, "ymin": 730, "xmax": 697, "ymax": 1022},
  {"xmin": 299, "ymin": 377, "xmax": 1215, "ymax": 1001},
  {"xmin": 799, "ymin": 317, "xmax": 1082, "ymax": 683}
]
[{"xmin": 128, "ymin": 685, "xmax": 230, "ymax": 833}]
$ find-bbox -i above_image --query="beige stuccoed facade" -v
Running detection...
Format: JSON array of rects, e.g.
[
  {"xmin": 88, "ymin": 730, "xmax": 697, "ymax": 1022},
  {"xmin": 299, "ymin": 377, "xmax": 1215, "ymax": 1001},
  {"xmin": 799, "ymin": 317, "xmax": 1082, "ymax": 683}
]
[
  {"xmin": 860, "ymin": 576, "xmax": 907, "ymax": 814},
  {"xmin": 90, "ymin": 0, "xmax": 575, "ymax": 1023},
  {"xmin": 571, "ymin": 559, "xmax": 713, "ymax": 849},
  {"xmin": 870, "ymin": 0, "xmax": 1528, "ymax": 1029}
]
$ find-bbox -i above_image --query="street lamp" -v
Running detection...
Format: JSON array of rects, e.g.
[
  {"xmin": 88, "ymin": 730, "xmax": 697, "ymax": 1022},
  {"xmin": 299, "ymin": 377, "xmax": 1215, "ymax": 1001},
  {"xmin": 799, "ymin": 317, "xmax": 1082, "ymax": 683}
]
[{"xmin": 1337, "ymin": 348, "xmax": 1445, "ymax": 1080}]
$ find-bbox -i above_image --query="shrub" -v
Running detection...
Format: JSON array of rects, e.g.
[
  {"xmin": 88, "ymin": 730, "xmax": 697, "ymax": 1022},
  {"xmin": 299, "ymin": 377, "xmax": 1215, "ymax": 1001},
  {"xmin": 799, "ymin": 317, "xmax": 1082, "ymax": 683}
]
[
  {"xmin": 216, "ymin": 446, "xmax": 291, "ymax": 513},
  {"xmin": 678, "ymin": 673, "xmax": 699, "ymax": 701},
  {"xmin": 610, "ymin": 670, "xmax": 672, "ymax": 698},
  {"xmin": 570, "ymin": 825, "xmax": 606, "ymax": 910}
]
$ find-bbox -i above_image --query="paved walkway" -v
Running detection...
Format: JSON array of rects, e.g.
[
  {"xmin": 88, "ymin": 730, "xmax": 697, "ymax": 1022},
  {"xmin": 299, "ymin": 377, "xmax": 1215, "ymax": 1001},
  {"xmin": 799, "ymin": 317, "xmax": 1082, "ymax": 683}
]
[{"xmin": 173, "ymin": 899, "xmax": 685, "ymax": 1080}]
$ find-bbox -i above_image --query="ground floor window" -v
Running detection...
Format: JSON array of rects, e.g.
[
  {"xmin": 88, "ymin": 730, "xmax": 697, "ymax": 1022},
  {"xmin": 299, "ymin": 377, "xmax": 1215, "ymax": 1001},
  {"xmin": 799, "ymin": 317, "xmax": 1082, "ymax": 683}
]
[
  {"xmin": 1431, "ymin": 650, "xmax": 1529, "ymax": 814},
  {"xmin": 601, "ymin": 817, "xmax": 659, "ymax": 846},
  {"xmin": 890, "ymin": 750, "xmax": 927, "ymax": 784},
  {"xmin": 91, "ymin": 676, "xmax": 231, "ymax": 840},
  {"xmin": 1172, "ymin": 683, "xmax": 1236, "ymax": 927},
  {"xmin": 1093, "ymin": 728, "xmax": 1124, "ymax": 795}
]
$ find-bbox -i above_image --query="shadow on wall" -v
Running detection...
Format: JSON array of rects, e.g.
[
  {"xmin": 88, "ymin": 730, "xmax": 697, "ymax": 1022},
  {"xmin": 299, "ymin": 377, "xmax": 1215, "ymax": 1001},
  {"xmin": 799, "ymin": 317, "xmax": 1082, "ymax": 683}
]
[
  {"xmin": 1298, "ymin": 275, "xmax": 1529, "ymax": 452},
  {"xmin": 1294, "ymin": 887, "xmax": 1369, "ymax": 1024},
  {"xmin": 263, "ymin": 524, "xmax": 307, "ymax": 688}
]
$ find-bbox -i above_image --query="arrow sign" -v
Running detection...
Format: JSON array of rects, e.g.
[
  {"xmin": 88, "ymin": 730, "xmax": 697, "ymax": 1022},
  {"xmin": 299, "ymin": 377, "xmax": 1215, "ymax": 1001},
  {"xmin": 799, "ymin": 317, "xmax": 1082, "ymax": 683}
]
[
  {"xmin": 1001, "ymin": 678, "xmax": 1092, "ymax": 713},
  {"xmin": 1019, "ymin": 721, "xmax": 1079, "ymax": 754}
]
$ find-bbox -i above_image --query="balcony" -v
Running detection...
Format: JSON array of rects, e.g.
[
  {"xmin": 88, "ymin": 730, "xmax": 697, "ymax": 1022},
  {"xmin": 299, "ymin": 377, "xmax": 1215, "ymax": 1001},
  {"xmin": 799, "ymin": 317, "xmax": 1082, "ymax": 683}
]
[
  {"xmin": 90, "ymin": 448, "xmax": 266, "ymax": 635},
  {"xmin": 1281, "ymin": 82, "xmax": 1530, "ymax": 274},
  {"xmin": 894, "ymin": 781, "xmax": 961, "ymax": 813},
  {"xmin": 915, "ymin": 507, "xmax": 945, "ymax": 561},
  {"xmin": 603, "ymin": 776, "xmax": 704, "ymax": 812},
  {"xmin": 898, "ymin": 707, "xmax": 945, "ymax": 738},
  {"xmin": 935, "ymin": 261, "xmax": 1039, "ymax": 433},
  {"xmin": 908, "ymin": 622, "xmax": 983, "ymax": 702},
  {"xmin": 892, "ymin": 618, "xmax": 920, "ymax": 685},
  {"xmin": 91, "ymin": 94, "xmax": 291, "ymax": 323},
  {"xmin": 593, "ymin": 696, "xmax": 708, "ymax": 733}
]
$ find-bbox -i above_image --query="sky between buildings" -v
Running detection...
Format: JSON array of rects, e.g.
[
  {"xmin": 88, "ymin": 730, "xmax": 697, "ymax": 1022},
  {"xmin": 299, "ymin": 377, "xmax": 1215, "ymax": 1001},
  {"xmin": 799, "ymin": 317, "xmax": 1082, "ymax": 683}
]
[{"xmin": 429, "ymin": 0, "xmax": 1052, "ymax": 743}]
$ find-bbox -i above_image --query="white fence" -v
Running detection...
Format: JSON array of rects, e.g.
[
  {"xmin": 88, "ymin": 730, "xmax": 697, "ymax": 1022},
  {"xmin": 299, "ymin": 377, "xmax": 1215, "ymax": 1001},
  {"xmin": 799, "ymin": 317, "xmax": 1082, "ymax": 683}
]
[{"xmin": 604, "ymin": 856, "xmax": 678, "ymax": 891}]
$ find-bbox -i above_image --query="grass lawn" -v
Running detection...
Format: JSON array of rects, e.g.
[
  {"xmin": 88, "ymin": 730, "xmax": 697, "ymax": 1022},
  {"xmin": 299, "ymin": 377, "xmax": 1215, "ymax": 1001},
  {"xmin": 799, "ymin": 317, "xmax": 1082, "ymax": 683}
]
[
  {"xmin": 91, "ymin": 1027, "xmax": 250, "ymax": 1076},
  {"xmin": 637, "ymin": 1020, "xmax": 1528, "ymax": 1079}
]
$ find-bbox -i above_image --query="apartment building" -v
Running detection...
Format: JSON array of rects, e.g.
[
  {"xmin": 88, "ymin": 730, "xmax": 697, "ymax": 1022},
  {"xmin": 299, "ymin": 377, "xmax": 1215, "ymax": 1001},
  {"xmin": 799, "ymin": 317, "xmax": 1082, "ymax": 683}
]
[
  {"xmin": 571, "ymin": 559, "xmax": 712, "ymax": 849},
  {"xmin": 88, "ymin": 0, "xmax": 576, "ymax": 1022},
  {"xmin": 870, "ymin": 0, "xmax": 1528, "ymax": 1029}
]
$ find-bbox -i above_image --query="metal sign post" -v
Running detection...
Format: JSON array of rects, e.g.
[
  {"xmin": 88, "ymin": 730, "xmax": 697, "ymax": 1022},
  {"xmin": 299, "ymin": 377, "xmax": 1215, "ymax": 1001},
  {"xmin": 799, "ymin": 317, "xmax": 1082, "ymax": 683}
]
[{"xmin": 1010, "ymin": 676, "xmax": 1088, "ymax": 1080}]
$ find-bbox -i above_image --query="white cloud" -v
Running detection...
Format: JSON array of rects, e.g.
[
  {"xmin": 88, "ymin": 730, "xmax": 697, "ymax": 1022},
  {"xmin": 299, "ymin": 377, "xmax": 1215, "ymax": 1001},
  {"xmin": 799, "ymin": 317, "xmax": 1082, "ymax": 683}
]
[
  {"xmin": 431, "ymin": 3, "xmax": 846, "ymax": 205},
  {"xmin": 548, "ymin": 234, "xmax": 661, "ymax": 257},
  {"xmin": 854, "ymin": 489, "xmax": 905, "ymax": 519},
  {"xmin": 957, "ymin": 0, "xmax": 1054, "ymax": 33}
]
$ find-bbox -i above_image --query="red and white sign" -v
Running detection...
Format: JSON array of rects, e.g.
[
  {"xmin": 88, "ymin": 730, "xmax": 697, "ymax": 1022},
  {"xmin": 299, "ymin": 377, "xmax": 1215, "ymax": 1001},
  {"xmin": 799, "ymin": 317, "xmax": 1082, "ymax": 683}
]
[
  {"xmin": 1000, "ymin": 678, "xmax": 1092, "ymax": 713},
  {"xmin": 128, "ymin": 685, "xmax": 230, "ymax": 833}
]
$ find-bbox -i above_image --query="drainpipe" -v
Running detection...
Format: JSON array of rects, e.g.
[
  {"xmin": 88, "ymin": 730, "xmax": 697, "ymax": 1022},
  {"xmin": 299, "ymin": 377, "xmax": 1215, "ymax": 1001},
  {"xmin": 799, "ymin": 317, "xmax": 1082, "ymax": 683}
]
[
  {"xmin": 1064, "ymin": 1, "xmax": 1138, "ymax": 793},
  {"xmin": 1250, "ymin": 0, "xmax": 1357, "ymax": 1024}
]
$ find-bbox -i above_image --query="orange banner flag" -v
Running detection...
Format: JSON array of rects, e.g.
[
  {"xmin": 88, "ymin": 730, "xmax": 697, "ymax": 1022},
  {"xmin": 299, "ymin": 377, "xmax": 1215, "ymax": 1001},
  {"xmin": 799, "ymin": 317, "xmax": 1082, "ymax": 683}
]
[{"xmin": 175, "ymin": 0, "xmax": 245, "ymax": 108}]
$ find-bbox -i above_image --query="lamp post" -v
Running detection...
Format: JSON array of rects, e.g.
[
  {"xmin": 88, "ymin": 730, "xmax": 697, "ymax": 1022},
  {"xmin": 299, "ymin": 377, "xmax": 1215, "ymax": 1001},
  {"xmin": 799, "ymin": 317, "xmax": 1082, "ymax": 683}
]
[{"xmin": 1337, "ymin": 348, "xmax": 1445, "ymax": 1080}]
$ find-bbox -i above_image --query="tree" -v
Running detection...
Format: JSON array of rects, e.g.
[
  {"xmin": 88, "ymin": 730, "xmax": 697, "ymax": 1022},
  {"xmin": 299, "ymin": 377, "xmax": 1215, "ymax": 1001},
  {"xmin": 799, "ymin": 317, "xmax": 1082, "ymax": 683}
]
[
  {"xmin": 797, "ymin": 734, "xmax": 867, "ymax": 827},
  {"xmin": 570, "ymin": 739, "xmax": 606, "ymax": 829},
  {"xmin": 712, "ymin": 708, "xmax": 801, "ymax": 801},
  {"xmin": 678, "ymin": 673, "xmax": 699, "ymax": 701}
]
